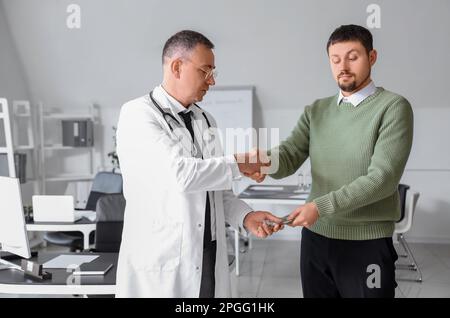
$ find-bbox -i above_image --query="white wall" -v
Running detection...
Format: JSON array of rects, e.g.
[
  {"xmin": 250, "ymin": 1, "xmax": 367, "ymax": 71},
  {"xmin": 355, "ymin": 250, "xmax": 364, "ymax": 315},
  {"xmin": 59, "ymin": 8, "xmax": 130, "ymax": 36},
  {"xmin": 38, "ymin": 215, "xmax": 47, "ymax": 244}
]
[
  {"xmin": 1, "ymin": 0, "xmax": 449, "ymax": 242},
  {"xmin": 0, "ymin": 1, "xmax": 29, "ymax": 177},
  {"xmin": 0, "ymin": 2, "xmax": 28, "ymax": 101}
]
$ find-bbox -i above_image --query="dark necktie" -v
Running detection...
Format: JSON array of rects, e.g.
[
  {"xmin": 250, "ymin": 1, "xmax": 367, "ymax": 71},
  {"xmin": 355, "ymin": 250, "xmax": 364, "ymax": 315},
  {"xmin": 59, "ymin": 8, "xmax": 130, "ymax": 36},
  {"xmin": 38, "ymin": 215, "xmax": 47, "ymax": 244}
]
[
  {"xmin": 178, "ymin": 111, "xmax": 212, "ymax": 246},
  {"xmin": 178, "ymin": 111, "xmax": 195, "ymax": 142}
]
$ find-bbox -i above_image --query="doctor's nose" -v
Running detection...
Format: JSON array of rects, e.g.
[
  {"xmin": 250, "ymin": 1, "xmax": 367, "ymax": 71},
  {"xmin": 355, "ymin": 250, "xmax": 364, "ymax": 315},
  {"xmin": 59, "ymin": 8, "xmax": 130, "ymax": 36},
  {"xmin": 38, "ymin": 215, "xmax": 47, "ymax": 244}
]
[{"xmin": 207, "ymin": 76, "xmax": 215, "ymax": 86}]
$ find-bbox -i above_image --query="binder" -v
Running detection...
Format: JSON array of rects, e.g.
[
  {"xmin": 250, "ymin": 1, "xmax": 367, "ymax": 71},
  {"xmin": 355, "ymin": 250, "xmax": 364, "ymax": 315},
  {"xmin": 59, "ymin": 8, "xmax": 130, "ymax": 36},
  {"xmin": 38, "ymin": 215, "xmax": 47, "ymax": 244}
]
[{"xmin": 62, "ymin": 120, "xmax": 94, "ymax": 147}]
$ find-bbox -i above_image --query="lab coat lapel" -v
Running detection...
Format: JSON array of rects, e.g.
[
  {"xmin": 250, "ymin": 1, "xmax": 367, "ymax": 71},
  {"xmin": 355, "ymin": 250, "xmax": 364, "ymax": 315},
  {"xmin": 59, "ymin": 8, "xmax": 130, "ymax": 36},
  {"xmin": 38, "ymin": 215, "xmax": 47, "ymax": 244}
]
[{"xmin": 152, "ymin": 88, "xmax": 196, "ymax": 154}]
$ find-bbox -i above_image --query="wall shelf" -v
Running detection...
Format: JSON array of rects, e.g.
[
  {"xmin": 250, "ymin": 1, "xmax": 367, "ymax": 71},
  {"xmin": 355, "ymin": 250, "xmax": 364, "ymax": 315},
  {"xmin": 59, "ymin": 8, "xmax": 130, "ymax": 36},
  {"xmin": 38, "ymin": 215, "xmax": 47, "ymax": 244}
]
[
  {"xmin": 45, "ymin": 174, "xmax": 96, "ymax": 182},
  {"xmin": 43, "ymin": 114, "xmax": 96, "ymax": 120},
  {"xmin": 43, "ymin": 145, "xmax": 93, "ymax": 150},
  {"xmin": 38, "ymin": 103, "xmax": 100, "ymax": 194}
]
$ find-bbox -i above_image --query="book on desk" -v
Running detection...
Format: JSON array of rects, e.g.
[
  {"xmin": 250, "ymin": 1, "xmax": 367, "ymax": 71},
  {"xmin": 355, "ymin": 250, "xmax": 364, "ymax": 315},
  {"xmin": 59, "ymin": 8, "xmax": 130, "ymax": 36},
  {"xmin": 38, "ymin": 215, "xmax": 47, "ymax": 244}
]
[{"xmin": 72, "ymin": 259, "xmax": 113, "ymax": 276}]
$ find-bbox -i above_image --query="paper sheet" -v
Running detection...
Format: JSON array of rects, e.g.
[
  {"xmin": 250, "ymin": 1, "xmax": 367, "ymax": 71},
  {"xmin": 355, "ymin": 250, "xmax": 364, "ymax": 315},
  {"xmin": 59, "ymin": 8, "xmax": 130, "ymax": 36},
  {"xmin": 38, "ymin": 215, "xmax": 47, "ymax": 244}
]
[
  {"xmin": 43, "ymin": 254, "xmax": 99, "ymax": 269},
  {"xmin": 75, "ymin": 210, "xmax": 96, "ymax": 222}
]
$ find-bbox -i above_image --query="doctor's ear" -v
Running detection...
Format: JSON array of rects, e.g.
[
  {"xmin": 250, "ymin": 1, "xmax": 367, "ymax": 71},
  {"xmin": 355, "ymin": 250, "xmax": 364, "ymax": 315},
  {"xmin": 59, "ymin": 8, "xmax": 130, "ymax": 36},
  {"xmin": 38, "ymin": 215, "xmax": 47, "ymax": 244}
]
[{"xmin": 171, "ymin": 59, "xmax": 183, "ymax": 79}]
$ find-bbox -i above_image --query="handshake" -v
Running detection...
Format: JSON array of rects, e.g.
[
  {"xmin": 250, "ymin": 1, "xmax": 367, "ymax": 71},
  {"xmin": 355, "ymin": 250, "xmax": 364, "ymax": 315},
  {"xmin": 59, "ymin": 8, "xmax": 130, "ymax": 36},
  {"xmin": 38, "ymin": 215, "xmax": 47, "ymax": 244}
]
[
  {"xmin": 234, "ymin": 148, "xmax": 271, "ymax": 183},
  {"xmin": 235, "ymin": 149, "xmax": 320, "ymax": 238}
]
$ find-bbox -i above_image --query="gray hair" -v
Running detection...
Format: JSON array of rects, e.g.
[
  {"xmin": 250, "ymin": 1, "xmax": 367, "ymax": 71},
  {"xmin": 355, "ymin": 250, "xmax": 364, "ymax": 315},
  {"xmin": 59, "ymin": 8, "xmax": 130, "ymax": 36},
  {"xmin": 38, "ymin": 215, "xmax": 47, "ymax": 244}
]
[{"xmin": 162, "ymin": 30, "xmax": 214, "ymax": 64}]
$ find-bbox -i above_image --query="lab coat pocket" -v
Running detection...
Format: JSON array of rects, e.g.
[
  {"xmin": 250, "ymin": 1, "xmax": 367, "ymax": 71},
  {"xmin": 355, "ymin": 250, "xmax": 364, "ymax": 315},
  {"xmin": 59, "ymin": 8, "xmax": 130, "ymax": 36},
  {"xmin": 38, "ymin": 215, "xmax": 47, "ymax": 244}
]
[{"xmin": 131, "ymin": 221, "xmax": 183, "ymax": 272}]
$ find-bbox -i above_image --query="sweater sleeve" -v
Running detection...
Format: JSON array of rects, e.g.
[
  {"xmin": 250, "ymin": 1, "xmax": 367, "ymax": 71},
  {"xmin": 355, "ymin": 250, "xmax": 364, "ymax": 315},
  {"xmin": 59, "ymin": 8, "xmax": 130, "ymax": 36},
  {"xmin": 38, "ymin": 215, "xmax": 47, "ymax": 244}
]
[
  {"xmin": 268, "ymin": 106, "xmax": 311, "ymax": 179},
  {"xmin": 313, "ymin": 98, "xmax": 414, "ymax": 216}
]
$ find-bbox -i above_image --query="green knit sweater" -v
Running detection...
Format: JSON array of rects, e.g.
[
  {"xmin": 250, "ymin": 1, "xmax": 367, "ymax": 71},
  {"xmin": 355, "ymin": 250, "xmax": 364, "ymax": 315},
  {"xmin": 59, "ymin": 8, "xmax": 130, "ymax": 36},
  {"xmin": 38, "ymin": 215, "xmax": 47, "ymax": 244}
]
[{"xmin": 269, "ymin": 87, "xmax": 413, "ymax": 240}]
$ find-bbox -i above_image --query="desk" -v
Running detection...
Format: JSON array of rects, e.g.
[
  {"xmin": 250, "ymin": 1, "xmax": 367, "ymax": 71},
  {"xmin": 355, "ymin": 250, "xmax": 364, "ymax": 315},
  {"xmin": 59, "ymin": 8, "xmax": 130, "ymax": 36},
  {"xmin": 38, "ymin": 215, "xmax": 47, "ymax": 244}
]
[
  {"xmin": 0, "ymin": 252, "xmax": 117, "ymax": 295},
  {"xmin": 26, "ymin": 218, "xmax": 96, "ymax": 250},
  {"xmin": 236, "ymin": 185, "xmax": 307, "ymax": 276}
]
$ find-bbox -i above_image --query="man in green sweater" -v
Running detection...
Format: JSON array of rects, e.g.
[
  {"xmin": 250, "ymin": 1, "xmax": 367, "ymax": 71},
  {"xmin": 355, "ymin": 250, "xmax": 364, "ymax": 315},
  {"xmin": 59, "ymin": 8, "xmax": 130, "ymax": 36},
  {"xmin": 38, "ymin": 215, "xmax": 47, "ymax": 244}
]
[{"xmin": 251, "ymin": 25, "xmax": 413, "ymax": 297}]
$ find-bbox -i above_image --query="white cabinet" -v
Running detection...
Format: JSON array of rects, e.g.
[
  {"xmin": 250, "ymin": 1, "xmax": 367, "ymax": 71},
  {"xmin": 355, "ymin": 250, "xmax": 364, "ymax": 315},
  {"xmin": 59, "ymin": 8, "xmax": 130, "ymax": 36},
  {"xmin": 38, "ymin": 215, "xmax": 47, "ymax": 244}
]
[
  {"xmin": 1, "ymin": 99, "xmax": 42, "ymax": 248},
  {"xmin": 10, "ymin": 100, "xmax": 40, "ymax": 194},
  {"xmin": 0, "ymin": 98, "xmax": 15, "ymax": 177}
]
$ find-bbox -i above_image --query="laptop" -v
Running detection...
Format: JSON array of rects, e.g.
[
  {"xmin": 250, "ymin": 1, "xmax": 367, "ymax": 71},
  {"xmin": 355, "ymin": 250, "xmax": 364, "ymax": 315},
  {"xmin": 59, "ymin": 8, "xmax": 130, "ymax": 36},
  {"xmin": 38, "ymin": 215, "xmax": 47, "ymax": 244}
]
[{"xmin": 32, "ymin": 195, "xmax": 93, "ymax": 223}]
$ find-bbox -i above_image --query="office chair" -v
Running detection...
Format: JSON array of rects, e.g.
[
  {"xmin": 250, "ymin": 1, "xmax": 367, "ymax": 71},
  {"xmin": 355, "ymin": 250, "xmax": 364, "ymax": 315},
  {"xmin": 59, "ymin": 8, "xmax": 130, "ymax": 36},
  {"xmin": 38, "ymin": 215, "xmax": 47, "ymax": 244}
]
[
  {"xmin": 397, "ymin": 184, "xmax": 410, "ymax": 222},
  {"xmin": 395, "ymin": 184, "xmax": 422, "ymax": 282},
  {"xmin": 84, "ymin": 193, "xmax": 126, "ymax": 298},
  {"xmin": 44, "ymin": 172, "xmax": 123, "ymax": 251},
  {"xmin": 93, "ymin": 193, "xmax": 125, "ymax": 253}
]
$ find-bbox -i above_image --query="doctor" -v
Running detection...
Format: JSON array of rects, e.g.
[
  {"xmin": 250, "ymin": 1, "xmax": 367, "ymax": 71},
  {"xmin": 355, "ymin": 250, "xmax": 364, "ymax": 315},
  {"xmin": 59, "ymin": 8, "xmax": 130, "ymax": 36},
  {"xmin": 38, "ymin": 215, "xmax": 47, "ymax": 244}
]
[{"xmin": 115, "ymin": 30, "xmax": 282, "ymax": 298}]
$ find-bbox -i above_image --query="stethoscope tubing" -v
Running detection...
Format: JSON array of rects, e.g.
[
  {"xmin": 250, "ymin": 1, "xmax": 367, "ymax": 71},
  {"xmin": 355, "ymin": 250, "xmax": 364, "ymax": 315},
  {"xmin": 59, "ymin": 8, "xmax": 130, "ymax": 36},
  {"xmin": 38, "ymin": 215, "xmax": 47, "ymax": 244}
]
[
  {"xmin": 149, "ymin": 90, "xmax": 214, "ymax": 157},
  {"xmin": 149, "ymin": 91, "xmax": 211, "ymax": 130}
]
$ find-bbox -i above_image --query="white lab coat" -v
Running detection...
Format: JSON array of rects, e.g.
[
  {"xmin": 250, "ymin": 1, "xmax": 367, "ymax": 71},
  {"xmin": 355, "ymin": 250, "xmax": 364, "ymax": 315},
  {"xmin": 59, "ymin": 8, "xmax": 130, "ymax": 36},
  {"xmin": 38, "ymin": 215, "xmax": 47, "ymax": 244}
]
[{"xmin": 115, "ymin": 86, "xmax": 253, "ymax": 298}]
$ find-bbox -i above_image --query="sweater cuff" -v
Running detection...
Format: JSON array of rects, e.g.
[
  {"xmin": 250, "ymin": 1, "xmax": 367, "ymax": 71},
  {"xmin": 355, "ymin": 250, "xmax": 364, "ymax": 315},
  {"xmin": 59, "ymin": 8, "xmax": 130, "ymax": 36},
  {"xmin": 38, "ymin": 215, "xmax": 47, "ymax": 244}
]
[{"xmin": 313, "ymin": 195, "xmax": 335, "ymax": 216}]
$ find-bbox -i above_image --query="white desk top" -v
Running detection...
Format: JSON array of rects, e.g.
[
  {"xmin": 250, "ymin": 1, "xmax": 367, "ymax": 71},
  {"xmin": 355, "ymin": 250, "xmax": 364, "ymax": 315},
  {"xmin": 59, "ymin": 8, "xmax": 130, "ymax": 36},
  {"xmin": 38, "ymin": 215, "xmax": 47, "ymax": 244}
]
[{"xmin": 238, "ymin": 184, "xmax": 309, "ymax": 205}]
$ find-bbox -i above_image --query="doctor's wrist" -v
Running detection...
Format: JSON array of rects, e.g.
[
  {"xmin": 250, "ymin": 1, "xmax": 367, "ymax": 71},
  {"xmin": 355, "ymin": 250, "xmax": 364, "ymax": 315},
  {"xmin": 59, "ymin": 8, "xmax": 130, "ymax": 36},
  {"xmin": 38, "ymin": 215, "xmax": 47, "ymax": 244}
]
[
  {"xmin": 226, "ymin": 154, "xmax": 242, "ymax": 180},
  {"xmin": 243, "ymin": 211, "xmax": 256, "ymax": 231}
]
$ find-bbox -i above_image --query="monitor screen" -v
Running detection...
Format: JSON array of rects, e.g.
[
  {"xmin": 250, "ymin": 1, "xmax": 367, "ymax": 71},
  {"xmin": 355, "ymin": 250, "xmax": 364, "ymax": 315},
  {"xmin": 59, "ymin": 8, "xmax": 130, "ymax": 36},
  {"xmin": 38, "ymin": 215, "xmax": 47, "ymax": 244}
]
[{"xmin": 0, "ymin": 176, "xmax": 31, "ymax": 259}]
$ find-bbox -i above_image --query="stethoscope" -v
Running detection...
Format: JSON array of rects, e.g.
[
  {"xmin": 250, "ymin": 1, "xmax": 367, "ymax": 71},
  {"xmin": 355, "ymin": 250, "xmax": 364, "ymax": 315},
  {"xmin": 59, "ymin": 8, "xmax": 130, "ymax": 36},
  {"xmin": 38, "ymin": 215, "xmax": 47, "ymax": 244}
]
[{"xmin": 149, "ymin": 90, "xmax": 214, "ymax": 156}]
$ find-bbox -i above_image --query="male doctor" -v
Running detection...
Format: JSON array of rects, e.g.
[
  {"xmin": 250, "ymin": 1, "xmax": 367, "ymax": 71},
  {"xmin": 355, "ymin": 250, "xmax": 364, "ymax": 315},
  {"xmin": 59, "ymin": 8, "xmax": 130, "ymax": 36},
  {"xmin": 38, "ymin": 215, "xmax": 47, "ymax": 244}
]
[{"xmin": 115, "ymin": 30, "xmax": 282, "ymax": 298}]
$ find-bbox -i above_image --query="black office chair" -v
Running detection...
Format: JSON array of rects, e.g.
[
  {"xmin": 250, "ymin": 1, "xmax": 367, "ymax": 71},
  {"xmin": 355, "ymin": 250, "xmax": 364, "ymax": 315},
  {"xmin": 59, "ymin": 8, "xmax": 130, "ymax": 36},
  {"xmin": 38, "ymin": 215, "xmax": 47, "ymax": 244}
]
[
  {"xmin": 84, "ymin": 193, "xmax": 126, "ymax": 298},
  {"xmin": 397, "ymin": 183, "xmax": 410, "ymax": 222},
  {"xmin": 44, "ymin": 172, "xmax": 123, "ymax": 251},
  {"xmin": 93, "ymin": 193, "xmax": 126, "ymax": 253}
]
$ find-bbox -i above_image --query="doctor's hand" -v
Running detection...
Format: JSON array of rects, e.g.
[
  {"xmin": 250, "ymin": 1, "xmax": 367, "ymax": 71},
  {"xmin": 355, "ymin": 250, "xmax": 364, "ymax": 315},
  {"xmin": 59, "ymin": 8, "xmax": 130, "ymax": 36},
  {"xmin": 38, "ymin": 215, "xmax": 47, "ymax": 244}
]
[
  {"xmin": 243, "ymin": 171, "xmax": 266, "ymax": 183},
  {"xmin": 243, "ymin": 211, "xmax": 284, "ymax": 238},
  {"xmin": 287, "ymin": 202, "xmax": 319, "ymax": 228},
  {"xmin": 235, "ymin": 148, "xmax": 270, "ymax": 183}
]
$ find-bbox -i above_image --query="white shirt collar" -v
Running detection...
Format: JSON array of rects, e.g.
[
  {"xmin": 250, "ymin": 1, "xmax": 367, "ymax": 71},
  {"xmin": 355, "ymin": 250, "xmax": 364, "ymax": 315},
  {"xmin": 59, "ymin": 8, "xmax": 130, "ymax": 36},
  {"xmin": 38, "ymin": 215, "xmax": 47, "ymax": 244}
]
[
  {"xmin": 159, "ymin": 84, "xmax": 191, "ymax": 114},
  {"xmin": 337, "ymin": 81, "xmax": 377, "ymax": 107}
]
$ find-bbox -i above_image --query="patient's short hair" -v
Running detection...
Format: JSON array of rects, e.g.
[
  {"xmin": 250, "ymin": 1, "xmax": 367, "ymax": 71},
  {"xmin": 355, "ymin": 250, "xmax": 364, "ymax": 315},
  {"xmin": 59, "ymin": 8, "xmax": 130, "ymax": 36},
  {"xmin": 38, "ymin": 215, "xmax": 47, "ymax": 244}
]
[{"xmin": 327, "ymin": 24, "xmax": 373, "ymax": 55}]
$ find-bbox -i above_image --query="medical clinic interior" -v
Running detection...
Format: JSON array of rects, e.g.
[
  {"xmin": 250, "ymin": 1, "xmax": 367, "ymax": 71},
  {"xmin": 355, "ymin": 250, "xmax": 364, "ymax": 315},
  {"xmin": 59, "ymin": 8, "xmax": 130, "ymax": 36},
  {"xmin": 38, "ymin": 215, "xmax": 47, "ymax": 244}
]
[{"xmin": 1, "ymin": 0, "xmax": 450, "ymax": 298}]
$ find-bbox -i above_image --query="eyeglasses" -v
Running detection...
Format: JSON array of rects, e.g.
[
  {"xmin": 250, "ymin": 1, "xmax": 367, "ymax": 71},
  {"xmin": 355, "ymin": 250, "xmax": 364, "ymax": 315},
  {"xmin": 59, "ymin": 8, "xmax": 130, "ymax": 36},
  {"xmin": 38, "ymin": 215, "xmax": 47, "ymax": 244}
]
[
  {"xmin": 200, "ymin": 67, "xmax": 218, "ymax": 81},
  {"xmin": 184, "ymin": 58, "xmax": 218, "ymax": 80}
]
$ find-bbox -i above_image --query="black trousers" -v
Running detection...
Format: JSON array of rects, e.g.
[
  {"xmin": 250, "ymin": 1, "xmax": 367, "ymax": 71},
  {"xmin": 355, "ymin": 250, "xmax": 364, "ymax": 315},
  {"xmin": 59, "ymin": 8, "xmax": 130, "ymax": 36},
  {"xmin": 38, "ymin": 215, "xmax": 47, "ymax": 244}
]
[
  {"xmin": 199, "ymin": 240, "xmax": 217, "ymax": 298},
  {"xmin": 300, "ymin": 227, "xmax": 398, "ymax": 298}
]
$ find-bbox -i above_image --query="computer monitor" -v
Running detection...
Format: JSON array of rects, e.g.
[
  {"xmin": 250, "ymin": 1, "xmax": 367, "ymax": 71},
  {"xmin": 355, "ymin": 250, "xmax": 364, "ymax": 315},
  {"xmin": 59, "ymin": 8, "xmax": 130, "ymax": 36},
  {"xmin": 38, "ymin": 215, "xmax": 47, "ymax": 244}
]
[{"xmin": 0, "ymin": 176, "xmax": 31, "ymax": 270}]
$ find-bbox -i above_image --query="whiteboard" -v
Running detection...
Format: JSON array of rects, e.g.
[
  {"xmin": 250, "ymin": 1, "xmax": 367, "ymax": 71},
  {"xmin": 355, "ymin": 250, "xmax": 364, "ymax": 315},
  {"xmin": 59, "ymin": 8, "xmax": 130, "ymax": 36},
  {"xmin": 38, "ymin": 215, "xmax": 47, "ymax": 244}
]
[{"xmin": 198, "ymin": 86, "xmax": 254, "ymax": 155}]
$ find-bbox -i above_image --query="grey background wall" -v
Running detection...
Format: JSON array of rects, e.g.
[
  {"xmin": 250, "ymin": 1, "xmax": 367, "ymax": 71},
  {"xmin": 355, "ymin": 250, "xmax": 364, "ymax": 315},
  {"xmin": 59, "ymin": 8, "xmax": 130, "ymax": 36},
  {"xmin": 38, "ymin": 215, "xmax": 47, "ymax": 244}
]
[
  {"xmin": 0, "ymin": 0, "xmax": 449, "ymax": 242},
  {"xmin": 0, "ymin": 2, "xmax": 28, "ymax": 101},
  {"xmin": 0, "ymin": 3, "xmax": 29, "ymax": 176}
]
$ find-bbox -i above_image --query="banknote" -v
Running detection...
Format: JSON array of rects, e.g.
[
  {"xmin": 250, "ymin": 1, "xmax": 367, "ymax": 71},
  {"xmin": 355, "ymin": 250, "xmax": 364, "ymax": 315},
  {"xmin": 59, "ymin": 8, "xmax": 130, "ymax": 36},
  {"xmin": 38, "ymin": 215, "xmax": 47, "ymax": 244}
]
[{"xmin": 264, "ymin": 214, "xmax": 293, "ymax": 227}]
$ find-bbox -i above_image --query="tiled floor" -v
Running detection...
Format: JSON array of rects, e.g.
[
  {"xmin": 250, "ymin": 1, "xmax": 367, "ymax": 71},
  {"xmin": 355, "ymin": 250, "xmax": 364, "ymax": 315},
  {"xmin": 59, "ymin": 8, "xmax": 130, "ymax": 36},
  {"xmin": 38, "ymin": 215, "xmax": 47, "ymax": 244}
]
[
  {"xmin": 234, "ymin": 239, "xmax": 450, "ymax": 298},
  {"xmin": 2, "ymin": 240, "xmax": 450, "ymax": 298}
]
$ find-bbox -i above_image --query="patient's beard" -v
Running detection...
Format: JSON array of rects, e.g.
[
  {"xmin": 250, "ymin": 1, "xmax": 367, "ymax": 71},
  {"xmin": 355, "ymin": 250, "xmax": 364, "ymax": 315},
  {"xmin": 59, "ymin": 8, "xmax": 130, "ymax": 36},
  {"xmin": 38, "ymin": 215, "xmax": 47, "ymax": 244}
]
[{"xmin": 339, "ymin": 80, "xmax": 357, "ymax": 92}]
